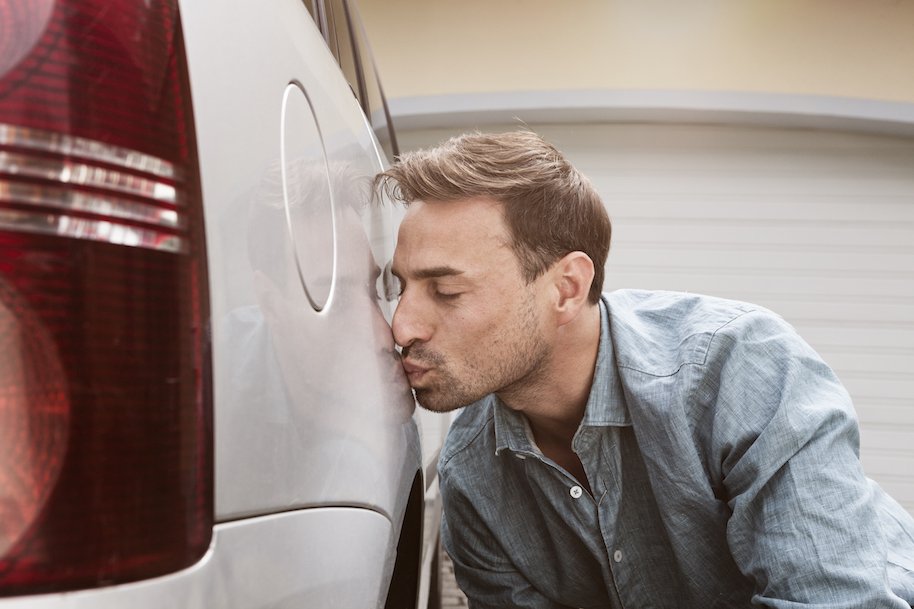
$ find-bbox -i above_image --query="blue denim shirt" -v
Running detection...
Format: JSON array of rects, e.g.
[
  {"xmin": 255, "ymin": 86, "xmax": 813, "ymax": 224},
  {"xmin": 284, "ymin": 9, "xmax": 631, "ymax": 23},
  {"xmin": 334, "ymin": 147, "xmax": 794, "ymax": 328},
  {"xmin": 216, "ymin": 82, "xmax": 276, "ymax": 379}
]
[{"xmin": 439, "ymin": 290, "xmax": 914, "ymax": 609}]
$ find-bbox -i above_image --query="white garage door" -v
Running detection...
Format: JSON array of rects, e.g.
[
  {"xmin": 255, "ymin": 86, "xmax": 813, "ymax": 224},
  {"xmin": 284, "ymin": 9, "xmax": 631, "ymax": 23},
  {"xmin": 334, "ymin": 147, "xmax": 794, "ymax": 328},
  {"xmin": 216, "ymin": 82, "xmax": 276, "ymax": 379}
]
[{"xmin": 400, "ymin": 123, "xmax": 914, "ymax": 514}]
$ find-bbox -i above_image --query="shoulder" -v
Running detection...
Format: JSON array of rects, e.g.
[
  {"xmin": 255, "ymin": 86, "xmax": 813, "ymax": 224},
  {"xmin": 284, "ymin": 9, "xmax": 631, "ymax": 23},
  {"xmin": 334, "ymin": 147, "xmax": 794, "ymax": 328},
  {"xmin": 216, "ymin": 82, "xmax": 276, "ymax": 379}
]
[
  {"xmin": 438, "ymin": 397, "xmax": 496, "ymax": 476},
  {"xmin": 603, "ymin": 289, "xmax": 794, "ymax": 376}
]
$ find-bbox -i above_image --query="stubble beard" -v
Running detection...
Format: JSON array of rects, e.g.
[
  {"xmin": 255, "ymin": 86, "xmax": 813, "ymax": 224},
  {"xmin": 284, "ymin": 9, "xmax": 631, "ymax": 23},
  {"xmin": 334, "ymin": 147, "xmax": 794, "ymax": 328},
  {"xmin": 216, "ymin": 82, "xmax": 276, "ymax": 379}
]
[{"xmin": 408, "ymin": 298, "xmax": 550, "ymax": 413}]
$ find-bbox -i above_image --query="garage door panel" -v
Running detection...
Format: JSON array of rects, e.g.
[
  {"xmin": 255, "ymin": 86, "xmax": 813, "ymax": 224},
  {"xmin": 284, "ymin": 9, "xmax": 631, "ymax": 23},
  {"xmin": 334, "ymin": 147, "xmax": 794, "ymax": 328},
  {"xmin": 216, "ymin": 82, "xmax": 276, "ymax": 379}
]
[
  {"xmin": 614, "ymin": 222, "xmax": 914, "ymax": 250},
  {"xmin": 860, "ymin": 429, "xmax": 914, "ymax": 459},
  {"xmin": 758, "ymin": 301, "xmax": 914, "ymax": 325},
  {"xmin": 862, "ymin": 453, "xmax": 914, "ymax": 478},
  {"xmin": 856, "ymin": 402, "xmax": 914, "ymax": 427},
  {"xmin": 605, "ymin": 271, "xmax": 914, "ymax": 302},
  {"xmin": 606, "ymin": 195, "xmax": 914, "ymax": 223},
  {"xmin": 599, "ymin": 170, "xmax": 914, "ymax": 190},
  {"xmin": 610, "ymin": 247, "xmax": 914, "ymax": 277}
]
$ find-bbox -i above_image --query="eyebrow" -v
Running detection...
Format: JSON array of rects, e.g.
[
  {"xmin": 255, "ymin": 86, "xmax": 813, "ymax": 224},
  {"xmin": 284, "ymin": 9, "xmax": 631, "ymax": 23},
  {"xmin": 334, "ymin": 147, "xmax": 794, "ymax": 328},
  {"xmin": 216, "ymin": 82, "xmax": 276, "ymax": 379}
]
[{"xmin": 392, "ymin": 265, "xmax": 465, "ymax": 281}]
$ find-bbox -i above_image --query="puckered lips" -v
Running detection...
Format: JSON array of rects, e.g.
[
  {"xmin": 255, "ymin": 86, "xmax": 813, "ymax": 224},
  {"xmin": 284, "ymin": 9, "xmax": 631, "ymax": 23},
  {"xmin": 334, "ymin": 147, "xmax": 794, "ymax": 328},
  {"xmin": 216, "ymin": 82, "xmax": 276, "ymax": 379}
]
[{"xmin": 400, "ymin": 358, "xmax": 430, "ymax": 385}]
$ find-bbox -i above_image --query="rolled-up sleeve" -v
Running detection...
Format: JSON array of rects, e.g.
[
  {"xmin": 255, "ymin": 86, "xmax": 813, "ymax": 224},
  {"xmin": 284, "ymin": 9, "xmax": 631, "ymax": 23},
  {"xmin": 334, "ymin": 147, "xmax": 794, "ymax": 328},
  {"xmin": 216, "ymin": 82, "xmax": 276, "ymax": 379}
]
[{"xmin": 709, "ymin": 312, "xmax": 910, "ymax": 608}]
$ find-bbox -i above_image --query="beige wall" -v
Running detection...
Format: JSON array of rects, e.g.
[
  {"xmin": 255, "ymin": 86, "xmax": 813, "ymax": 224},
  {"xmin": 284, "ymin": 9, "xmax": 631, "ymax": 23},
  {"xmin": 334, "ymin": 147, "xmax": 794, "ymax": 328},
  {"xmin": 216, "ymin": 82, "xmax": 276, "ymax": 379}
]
[{"xmin": 357, "ymin": 0, "xmax": 914, "ymax": 104}]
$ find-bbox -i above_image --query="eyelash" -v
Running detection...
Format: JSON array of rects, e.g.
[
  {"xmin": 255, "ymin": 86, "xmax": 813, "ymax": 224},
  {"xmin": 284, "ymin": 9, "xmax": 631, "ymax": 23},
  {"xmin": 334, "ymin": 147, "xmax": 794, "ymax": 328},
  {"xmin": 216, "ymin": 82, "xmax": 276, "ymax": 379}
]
[{"xmin": 391, "ymin": 277, "xmax": 460, "ymax": 302}]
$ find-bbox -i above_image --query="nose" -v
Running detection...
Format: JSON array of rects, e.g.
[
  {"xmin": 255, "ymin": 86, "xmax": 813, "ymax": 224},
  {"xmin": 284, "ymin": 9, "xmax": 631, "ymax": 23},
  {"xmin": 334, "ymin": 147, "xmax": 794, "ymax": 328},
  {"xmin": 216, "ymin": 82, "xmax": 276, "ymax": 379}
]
[{"xmin": 391, "ymin": 289, "xmax": 431, "ymax": 348}]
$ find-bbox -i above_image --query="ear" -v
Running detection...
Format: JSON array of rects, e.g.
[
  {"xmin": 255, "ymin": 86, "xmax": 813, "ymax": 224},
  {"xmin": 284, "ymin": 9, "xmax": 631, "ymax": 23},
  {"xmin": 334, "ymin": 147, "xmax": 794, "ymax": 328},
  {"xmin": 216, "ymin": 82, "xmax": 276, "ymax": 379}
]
[{"xmin": 550, "ymin": 251, "xmax": 595, "ymax": 326}]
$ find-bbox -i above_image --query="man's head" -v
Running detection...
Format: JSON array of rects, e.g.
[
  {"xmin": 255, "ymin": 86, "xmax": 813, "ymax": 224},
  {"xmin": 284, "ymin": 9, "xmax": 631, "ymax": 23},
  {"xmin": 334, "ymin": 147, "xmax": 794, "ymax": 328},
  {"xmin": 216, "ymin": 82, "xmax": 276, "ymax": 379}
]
[
  {"xmin": 377, "ymin": 131, "xmax": 611, "ymax": 412},
  {"xmin": 377, "ymin": 131, "xmax": 611, "ymax": 304}
]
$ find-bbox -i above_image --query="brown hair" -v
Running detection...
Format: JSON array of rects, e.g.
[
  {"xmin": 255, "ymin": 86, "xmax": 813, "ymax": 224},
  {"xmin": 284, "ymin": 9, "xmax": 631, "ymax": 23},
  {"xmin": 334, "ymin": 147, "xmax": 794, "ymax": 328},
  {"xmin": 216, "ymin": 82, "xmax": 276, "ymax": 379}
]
[{"xmin": 375, "ymin": 131, "xmax": 611, "ymax": 304}]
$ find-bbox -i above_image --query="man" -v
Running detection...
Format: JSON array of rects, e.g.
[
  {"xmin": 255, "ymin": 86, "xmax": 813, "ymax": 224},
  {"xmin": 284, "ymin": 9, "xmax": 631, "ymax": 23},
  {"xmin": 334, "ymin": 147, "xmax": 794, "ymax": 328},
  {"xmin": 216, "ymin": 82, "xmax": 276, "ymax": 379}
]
[{"xmin": 377, "ymin": 131, "xmax": 914, "ymax": 608}]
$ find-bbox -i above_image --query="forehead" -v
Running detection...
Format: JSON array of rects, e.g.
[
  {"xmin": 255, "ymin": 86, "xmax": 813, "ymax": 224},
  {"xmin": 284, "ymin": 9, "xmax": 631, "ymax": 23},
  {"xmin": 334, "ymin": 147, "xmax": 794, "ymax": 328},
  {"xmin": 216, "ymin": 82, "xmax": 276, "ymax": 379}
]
[{"xmin": 393, "ymin": 197, "xmax": 514, "ymax": 275}]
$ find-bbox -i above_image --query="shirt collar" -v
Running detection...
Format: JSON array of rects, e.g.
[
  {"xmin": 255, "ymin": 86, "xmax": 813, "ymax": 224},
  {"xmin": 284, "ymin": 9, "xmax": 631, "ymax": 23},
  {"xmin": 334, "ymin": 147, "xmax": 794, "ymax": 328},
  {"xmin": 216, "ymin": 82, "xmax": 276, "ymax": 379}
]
[
  {"xmin": 493, "ymin": 296, "xmax": 630, "ymax": 455},
  {"xmin": 492, "ymin": 395, "xmax": 537, "ymax": 456},
  {"xmin": 581, "ymin": 295, "xmax": 630, "ymax": 428}
]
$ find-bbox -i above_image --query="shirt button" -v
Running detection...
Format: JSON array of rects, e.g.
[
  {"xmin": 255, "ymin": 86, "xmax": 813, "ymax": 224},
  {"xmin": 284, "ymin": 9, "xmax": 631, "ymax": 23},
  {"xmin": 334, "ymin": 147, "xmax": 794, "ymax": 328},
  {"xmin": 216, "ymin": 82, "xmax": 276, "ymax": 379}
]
[
  {"xmin": 569, "ymin": 485, "xmax": 583, "ymax": 499},
  {"xmin": 613, "ymin": 549, "xmax": 623, "ymax": 563}
]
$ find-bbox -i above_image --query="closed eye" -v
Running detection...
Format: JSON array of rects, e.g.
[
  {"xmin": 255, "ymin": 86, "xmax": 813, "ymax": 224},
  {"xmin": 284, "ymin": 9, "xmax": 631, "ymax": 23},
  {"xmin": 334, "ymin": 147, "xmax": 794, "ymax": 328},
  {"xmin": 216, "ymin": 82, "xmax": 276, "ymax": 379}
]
[{"xmin": 434, "ymin": 290, "xmax": 461, "ymax": 301}]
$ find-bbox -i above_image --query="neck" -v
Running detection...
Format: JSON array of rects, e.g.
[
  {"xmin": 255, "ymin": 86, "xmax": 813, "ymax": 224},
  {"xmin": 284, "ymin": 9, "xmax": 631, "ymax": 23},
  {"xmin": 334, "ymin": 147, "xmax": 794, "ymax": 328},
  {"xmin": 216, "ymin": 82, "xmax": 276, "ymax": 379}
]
[{"xmin": 496, "ymin": 302, "xmax": 601, "ymax": 448}]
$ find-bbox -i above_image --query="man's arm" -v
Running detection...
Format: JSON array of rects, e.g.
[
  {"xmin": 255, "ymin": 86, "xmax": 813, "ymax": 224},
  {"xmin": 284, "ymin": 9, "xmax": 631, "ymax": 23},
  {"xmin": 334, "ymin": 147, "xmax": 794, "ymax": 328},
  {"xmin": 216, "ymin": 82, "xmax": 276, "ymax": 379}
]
[{"xmin": 711, "ymin": 311, "xmax": 912, "ymax": 608}]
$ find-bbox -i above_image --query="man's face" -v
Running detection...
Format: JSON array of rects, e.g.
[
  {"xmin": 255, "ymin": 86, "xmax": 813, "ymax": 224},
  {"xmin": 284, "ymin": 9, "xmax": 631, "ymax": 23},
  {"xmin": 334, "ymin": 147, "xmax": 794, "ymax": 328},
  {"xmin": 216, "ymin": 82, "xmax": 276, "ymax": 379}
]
[{"xmin": 391, "ymin": 197, "xmax": 552, "ymax": 412}]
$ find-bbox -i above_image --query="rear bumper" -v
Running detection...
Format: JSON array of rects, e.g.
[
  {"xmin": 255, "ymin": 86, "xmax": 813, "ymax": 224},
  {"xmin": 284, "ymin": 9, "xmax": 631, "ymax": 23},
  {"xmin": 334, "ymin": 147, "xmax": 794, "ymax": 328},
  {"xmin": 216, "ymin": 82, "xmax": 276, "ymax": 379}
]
[{"xmin": 0, "ymin": 507, "xmax": 394, "ymax": 609}]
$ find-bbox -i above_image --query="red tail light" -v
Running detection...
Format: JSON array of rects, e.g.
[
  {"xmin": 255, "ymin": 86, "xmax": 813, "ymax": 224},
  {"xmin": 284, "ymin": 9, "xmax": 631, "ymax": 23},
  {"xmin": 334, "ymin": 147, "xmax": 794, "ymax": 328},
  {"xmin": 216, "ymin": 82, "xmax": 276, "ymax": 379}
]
[{"xmin": 0, "ymin": 0, "xmax": 212, "ymax": 596}]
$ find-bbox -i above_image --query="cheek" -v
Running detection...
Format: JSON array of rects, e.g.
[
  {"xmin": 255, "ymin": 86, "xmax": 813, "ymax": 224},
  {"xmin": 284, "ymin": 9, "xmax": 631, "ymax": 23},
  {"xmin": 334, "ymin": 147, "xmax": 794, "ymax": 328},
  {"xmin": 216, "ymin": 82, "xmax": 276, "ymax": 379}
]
[
  {"xmin": 449, "ymin": 302, "xmax": 516, "ymax": 344},
  {"xmin": 444, "ymin": 308, "xmax": 486, "ymax": 339},
  {"xmin": 434, "ymin": 306, "xmax": 491, "ymax": 353}
]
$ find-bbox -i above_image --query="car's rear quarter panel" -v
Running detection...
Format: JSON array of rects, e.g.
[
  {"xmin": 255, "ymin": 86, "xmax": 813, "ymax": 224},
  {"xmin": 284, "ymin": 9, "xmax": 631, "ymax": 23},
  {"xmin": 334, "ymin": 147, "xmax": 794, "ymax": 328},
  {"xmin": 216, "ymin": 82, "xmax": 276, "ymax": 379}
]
[{"xmin": 177, "ymin": 0, "xmax": 420, "ymax": 569}]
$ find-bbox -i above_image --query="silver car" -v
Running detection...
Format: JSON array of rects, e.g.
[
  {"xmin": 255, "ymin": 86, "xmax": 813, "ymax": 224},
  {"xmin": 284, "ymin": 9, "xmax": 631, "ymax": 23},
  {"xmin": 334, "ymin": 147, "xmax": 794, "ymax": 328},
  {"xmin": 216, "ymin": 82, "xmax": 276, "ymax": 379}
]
[{"xmin": 0, "ymin": 0, "xmax": 446, "ymax": 606}]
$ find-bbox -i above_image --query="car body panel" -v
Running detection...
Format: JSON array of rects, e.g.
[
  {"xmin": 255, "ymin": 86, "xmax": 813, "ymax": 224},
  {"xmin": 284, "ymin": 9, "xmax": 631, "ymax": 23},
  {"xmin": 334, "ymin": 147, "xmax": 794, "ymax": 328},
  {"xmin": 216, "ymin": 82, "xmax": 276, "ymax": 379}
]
[
  {"xmin": 0, "ymin": 508, "xmax": 393, "ymax": 609},
  {"xmin": 178, "ymin": 0, "xmax": 420, "ymax": 523}
]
